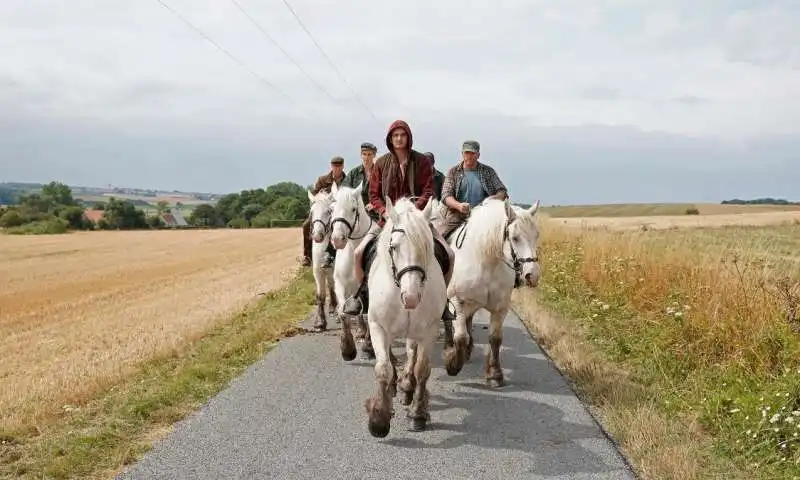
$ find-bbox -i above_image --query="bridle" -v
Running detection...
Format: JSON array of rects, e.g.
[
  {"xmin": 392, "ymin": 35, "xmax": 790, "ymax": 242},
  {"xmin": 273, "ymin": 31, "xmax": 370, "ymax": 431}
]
[
  {"xmin": 501, "ymin": 219, "xmax": 538, "ymax": 288},
  {"xmin": 309, "ymin": 200, "xmax": 332, "ymax": 237},
  {"xmin": 331, "ymin": 199, "xmax": 373, "ymax": 241},
  {"xmin": 453, "ymin": 204, "xmax": 538, "ymax": 289},
  {"xmin": 387, "ymin": 226, "xmax": 427, "ymax": 288}
]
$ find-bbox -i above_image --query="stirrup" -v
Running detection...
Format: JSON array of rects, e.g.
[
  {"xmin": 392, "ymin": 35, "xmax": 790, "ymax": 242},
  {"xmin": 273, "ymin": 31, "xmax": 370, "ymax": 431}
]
[{"xmin": 342, "ymin": 295, "xmax": 363, "ymax": 315}]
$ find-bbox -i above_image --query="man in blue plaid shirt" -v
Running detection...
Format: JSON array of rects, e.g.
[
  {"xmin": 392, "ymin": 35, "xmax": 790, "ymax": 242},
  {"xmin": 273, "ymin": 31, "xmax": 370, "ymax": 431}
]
[{"xmin": 437, "ymin": 140, "xmax": 509, "ymax": 239}]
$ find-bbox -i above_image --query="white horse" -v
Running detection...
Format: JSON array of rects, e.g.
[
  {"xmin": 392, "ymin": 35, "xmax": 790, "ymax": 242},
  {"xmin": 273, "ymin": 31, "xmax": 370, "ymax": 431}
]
[
  {"xmin": 306, "ymin": 189, "xmax": 337, "ymax": 331},
  {"xmin": 329, "ymin": 181, "xmax": 379, "ymax": 361},
  {"xmin": 363, "ymin": 196, "xmax": 446, "ymax": 437},
  {"xmin": 440, "ymin": 198, "xmax": 541, "ymax": 387}
]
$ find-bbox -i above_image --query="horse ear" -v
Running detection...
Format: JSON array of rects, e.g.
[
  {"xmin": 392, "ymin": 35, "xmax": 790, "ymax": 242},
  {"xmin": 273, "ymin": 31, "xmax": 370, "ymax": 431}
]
[
  {"xmin": 504, "ymin": 199, "xmax": 517, "ymax": 221},
  {"xmin": 422, "ymin": 198, "xmax": 434, "ymax": 221},
  {"xmin": 384, "ymin": 195, "xmax": 398, "ymax": 223},
  {"xmin": 354, "ymin": 181, "xmax": 363, "ymax": 194},
  {"xmin": 307, "ymin": 189, "xmax": 315, "ymax": 203},
  {"xmin": 528, "ymin": 200, "xmax": 540, "ymax": 216},
  {"xmin": 331, "ymin": 182, "xmax": 339, "ymax": 196}
]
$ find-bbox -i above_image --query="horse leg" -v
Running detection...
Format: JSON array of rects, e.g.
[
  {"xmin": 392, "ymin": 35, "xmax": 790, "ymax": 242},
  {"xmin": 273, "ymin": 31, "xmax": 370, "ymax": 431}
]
[
  {"xmin": 484, "ymin": 307, "xmax": 507, "ymax": 387},
  {"xmin": 361, "ymin": 316, "xmax": 375, "ymax": 360},
  {"xmin": 408, "ymin": 339, "xmax": 432, "ymax": 432},
  {"xmin": 364, "ymin": 321, "xmax": 394, "ymax": 438},
  {"xmin": 398, "ymin": 339, "xmax": 417, "ymax": 406},
  {"xmin": 465, "ymin": 311, "xmax": 475, "ymax": 361},
  {"xmin": 327, "ymin": 272, "xmax": 338, "ymax": 315},
  {"xmin": 443, "ymin": 298, "xmax": 471, "ymax": 376},
  {"xmin": 312, "ymin": 269, "xmax": 327, "ymax": 331},
  {"xmin": 339, "ymin": 311, "xmax": 357, "ymax": 361}
]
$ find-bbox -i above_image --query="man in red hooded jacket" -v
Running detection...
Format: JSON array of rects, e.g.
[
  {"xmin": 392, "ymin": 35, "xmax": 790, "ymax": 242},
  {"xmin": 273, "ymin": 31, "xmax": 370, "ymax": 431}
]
[{"xmin": 343, "ymin": 120, "xmax": 455, "ymax": 323}]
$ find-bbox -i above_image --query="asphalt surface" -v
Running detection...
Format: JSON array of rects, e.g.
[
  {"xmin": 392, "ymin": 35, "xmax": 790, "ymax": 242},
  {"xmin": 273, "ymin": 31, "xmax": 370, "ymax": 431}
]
[{"xmin": 117, "ymin": 308, "xmax": 636, "ymax": 480}]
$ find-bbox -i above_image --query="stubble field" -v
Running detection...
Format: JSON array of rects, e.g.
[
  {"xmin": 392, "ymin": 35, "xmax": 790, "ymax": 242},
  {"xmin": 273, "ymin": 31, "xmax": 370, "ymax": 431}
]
[
  {"xmin": 0, "ymin": 229, "xmax": 300, "ymax": 436},
  {"xmin": 514, "ymin": 207, "xmax": 800, "ymax": 479}
]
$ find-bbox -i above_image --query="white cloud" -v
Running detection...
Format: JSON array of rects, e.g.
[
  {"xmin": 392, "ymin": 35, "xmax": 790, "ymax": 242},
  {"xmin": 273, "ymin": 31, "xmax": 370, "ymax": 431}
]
[{"xmin": 0, "ymin": 0, "xmax": 797, "ymax": 200}]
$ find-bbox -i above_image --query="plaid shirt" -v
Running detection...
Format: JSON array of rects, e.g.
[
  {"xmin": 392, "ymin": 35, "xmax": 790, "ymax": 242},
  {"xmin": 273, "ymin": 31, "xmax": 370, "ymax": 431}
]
[{"xmin": 440, "ymin": 162, "xmax": 507, "ymax": 203}]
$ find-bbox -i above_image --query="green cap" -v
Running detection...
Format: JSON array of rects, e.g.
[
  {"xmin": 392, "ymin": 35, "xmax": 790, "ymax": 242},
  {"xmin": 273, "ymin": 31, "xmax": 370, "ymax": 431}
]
[
  {"xmin": 330, "ymin": 156, "xmax": 344, "ymax": 165},
  {"xmin": 461, "ymin": 140, "xmax": 480, "ymax": 153}
]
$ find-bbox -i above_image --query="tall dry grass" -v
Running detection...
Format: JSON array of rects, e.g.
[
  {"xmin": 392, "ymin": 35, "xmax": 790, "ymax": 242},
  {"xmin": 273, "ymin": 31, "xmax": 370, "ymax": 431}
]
[{"xmin": 515, "ymin": 221, "xmax": 800, "ymax": 479}]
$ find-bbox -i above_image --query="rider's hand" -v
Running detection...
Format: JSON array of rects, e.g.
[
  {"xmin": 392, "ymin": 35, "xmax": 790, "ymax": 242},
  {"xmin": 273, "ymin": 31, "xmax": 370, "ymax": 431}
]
[
  {"xmin": 458, "ymin": 202, "xmax": 470, "ymax": 214},
  {"xmin": 365, "ymin": 204, "xmax": 374, "ymax": 212}
]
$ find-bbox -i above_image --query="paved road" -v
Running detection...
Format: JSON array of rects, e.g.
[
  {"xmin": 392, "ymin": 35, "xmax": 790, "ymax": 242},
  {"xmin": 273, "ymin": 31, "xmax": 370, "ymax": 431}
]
[{"xmin": 117, "ymin": 308, "xmax": 636, "ymax": 480}]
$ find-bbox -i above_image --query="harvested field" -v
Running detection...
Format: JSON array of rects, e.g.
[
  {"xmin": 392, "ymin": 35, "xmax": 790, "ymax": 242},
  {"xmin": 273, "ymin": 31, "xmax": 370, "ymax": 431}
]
[
  {"xmin": 556, "ymin": 210, "xmax": 800, "ymax": 231},
  {"xmin": 543, "ymin": 202, "xmax": 800, "ymax": 218},
  {"xmin": 0, "ymin": 228, "xmax": 300, "ymax": 435}
]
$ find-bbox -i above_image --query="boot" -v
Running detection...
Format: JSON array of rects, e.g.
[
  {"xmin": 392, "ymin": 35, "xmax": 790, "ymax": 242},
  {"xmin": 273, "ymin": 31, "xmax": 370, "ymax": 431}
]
[
  {"xmin": 322, "ymin": 244, "xmax": 336, "ymax": 268},
  {"xmin": 343, "ymin": 282, "xmax": 368, "ymax": 315}
]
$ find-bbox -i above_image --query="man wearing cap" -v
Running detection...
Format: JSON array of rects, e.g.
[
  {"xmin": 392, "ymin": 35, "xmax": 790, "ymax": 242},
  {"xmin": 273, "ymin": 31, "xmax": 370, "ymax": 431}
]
[
  {"xmin": 422, "ymin": 152, "xmax": 446, "ymax": 200},
  {"xmin": 301, "ymin": 156, "xmax": 346, "ymax": 267},
  {"xmin": 342, "ymin": 142, "xmax": 380, "ymax": 221},
  {"xmin": 438, "ymin": 140, "xmax": 508, "ymax": 240},
  {"xmin": 342, "ymin": 119, "xmax": 455, "ymax": 326}
]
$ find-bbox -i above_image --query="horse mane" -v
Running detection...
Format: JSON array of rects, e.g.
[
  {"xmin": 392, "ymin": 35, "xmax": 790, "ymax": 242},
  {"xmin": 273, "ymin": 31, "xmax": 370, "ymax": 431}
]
[
  {"xmin": 377, "ymin": 197, "xmax": 434, "ymax": 268},
  {"xmin": 460, "ymin": 199, "xmax": 510, "ymax": 261},
  {"xmin": 332, "ymin": 184, "xmax": 362, "ymax": 212}
]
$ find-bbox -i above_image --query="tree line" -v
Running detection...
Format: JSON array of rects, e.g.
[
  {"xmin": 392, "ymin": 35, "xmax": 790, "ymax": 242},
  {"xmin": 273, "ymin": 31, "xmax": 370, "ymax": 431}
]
[{"xmin": 0, "ymin": 180, "xmax": 312, "ymax": 235}]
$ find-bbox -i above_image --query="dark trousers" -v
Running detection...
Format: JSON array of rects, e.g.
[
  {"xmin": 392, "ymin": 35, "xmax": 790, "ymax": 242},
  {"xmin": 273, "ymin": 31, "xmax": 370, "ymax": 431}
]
[{"xmin": 301, "ymin": 214, "xmax": 312, "ymax": 260}]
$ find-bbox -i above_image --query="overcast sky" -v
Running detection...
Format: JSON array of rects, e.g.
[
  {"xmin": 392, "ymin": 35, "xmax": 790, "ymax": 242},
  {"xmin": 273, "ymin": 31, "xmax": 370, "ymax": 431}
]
[{"xmin": 1, "ymin": 0, "xmax": 798, "ymax": 204}]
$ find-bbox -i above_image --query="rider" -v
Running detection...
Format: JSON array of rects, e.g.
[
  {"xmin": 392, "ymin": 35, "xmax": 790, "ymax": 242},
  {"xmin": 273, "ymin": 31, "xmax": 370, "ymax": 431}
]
[
  {"xmin": 342, "ymin": 142, "xmax": 381, "ymax": 222},
  {"xmin": 301, "ymin": 156, "xmax": 346, "ymax": 267},
  {"xmin": 342, "ymin": 120, "xmax": 455, "ymax": 323},
  {"xmin": 422, "ymin": 152, "xmax": 446, "ymax": 200},
  {"xmin": 437, "ymin": 140, "xmax": 509, "ymax": 240}
]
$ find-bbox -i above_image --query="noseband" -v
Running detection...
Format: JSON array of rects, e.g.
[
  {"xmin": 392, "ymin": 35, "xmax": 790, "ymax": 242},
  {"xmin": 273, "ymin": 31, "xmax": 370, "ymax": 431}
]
[
  {"xmin": 388, "ymin": 226, "xmax": 427, "ymax": 288},
  {"xmin": 331, "ymin": 203, "xmax": 372, "ymax": 240}
]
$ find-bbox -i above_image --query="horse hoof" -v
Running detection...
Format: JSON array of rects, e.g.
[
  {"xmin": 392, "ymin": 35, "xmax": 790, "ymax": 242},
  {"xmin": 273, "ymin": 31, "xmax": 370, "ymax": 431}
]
[
  {"xmin": 368, "ymin": 419, "xmax": 391, "ymax": 438},
  {"xmin": 487, "ymin": 377, "xmax": 504, "ymax": 388},
  {"xmin": 341, "ymin": 343, "xmax": 357, "ymax": 362},
  {"xmin": 409, "ymin": 417, "xmax": 427, "ymax": 432}
]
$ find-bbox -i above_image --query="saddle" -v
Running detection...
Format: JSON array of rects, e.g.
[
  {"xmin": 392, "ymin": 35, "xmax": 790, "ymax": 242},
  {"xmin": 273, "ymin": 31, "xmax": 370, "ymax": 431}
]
[{"xmin": 361, "ymin": 231, "xmax": 449, "ymax": 279}]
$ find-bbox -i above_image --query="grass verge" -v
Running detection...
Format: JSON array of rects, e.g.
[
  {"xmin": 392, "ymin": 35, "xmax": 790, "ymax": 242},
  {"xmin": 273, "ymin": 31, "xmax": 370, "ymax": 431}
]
[
  {"xmin": 0, "ymin": 267, "xmax": 315, "ymax": 479},
  {"xmin": 512, "ymin": 222, "xmax": 800, "ymax": 479}
]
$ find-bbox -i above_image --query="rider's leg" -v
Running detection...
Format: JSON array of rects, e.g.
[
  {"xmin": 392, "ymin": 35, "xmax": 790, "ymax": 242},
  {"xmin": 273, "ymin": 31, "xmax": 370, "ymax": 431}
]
[
  {"xmin": 301, "ymin": 215, "xmax": 312, "ymax": 266},
  {"xmin": 343, "ymin": 231, "xmax": 379, "ymax": 315}
]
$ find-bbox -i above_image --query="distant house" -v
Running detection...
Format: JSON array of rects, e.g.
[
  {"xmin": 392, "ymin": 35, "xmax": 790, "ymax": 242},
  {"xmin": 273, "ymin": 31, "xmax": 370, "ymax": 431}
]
[
  {"xmin": 159, "ymin": 209, "xmax": 189, "ymax": 227},
  {"xmin": 83, "ymin": 208, "xmax": 105, "ymax": 225}
]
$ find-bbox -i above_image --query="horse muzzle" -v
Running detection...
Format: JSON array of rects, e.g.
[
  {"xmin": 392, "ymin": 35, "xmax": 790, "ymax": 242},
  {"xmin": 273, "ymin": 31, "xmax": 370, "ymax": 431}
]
[
  {"xmin": 400, "ymin": 291, "xmax": 422, "ymax": 310},
  {"xmin": 524, "ymin": 273, "xmax": 539, "ymax": 288},
  {"xmin": 331, "ymin": 235, "xmax": 347, "ymax": 249}
]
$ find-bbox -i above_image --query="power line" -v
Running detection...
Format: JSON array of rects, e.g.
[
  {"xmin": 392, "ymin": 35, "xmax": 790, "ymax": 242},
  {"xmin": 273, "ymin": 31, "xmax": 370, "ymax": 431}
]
[
  {"xmin": 278, "ymin": 0, "xmax": 381, "ymax": 125},
  {"xmin": 228, "ymin": 0, "xmax": 338, "ymax": 104},
  {"xmin": 155, "ymin": 0, "xmax": 297, "ymax": 105}
]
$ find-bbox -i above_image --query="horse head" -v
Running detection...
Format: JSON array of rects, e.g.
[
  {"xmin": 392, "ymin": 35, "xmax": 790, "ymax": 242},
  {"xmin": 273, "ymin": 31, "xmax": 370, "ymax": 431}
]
[
  {"xmin": 380, "ymin": 196, "xmax": 436, "ymax": 310},
  {"xmin": 306, "ymin": 189, "xmax": 334, "ymax": 243},
  {"xmin": 330, "ymin": 181, "xmax": 368, "ymax": 249},
  {"xmin": 507, "ymin": 199, "xmax": 541, "ymax": 288}
]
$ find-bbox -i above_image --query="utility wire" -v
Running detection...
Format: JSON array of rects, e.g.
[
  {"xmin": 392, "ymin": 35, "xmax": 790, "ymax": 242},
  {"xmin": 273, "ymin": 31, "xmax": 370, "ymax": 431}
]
[
  {"xmin": 155, "ymin": 0, "xmax": 297, "ymax": 105},
  {"xmin": 278, "ymin": 0, "xmax": 381, "ymax": 125},
  {"xmin": 229, "ymin": 0, "xmax": 338, "ymax": 104}
]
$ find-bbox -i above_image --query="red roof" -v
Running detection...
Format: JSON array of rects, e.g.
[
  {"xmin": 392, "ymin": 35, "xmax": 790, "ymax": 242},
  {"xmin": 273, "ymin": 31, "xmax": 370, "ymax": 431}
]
[{"xmin": 83, "ymin": 209, "xmax": 104, "ymax": 223}]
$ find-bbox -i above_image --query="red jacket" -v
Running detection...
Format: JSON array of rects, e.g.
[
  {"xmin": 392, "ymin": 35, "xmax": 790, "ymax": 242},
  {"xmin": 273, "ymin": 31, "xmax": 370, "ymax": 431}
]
[{"xmin": 368, "ymin": 120, "xmax": 435, "ymax": 224}]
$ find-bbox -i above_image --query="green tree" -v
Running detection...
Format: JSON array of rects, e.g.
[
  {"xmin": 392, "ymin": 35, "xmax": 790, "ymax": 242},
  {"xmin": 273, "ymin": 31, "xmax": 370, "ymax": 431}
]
[
  {"xmin": 103, "ymin": 197, "xmax": 148, "ymax": 229},
  {"xmin": 190, "ymin": 203, "xmax": 219, "ymax": 226}
]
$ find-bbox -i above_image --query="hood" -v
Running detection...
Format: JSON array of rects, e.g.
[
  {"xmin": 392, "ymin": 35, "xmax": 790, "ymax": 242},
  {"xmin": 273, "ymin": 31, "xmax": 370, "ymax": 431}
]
[{"xmin": 385, "ymin": 119, "xmax": 413, "ymax": 153}]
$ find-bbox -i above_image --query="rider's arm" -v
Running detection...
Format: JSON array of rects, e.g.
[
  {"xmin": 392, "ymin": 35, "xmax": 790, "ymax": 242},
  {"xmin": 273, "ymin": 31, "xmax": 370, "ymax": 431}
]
[
  {"xmin": 310, "ymin": 176, "xmax": 324, "ymax": 195},
  {"xmin": 414, "ymin": 155, "xmax": 435, "ymax": 210},
  {"xmin": 483, "ymin": 165, "xmax": 508, "ymax": 200},
  {"xmin": 368, "ymin": 160, "xmax": 386, "ymax": 218},
  {"xmin": 440, "ymin": 168, "xmax": 460, "ymax": 209}
]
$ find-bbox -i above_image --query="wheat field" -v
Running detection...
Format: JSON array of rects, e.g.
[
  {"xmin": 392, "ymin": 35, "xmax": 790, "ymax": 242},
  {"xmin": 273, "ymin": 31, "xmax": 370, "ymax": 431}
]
[{"xmin": 0, "ymin": 228, "xmax": 301, "ymax": 434}]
